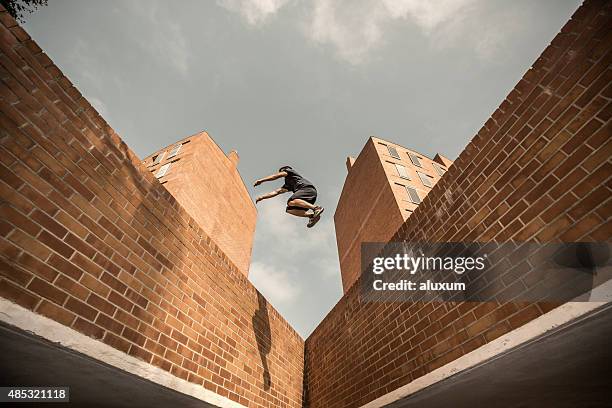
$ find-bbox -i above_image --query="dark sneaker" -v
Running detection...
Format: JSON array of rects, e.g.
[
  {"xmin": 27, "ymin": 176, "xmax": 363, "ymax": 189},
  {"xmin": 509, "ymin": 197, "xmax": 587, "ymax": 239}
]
[{"xmin": 307, "ymin": 207, "xmax": 324, "ymax": 228}]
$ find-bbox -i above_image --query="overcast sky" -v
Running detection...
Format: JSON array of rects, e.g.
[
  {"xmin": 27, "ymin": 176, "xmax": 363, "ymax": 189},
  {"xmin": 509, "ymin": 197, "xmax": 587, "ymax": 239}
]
[{"xmin": 25, "ymin": 0, "xmax": 580, "ymax": 337}]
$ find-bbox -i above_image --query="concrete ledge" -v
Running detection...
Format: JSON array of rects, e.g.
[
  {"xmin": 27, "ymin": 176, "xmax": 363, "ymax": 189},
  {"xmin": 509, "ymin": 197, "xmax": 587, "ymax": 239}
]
[
  {"xmin": 0, "ymin": 298, "xmax": 246, "ymax": 408},
  {"xmin": 360, "ymin": 279, "xmax": 612, "ymax": 408}
]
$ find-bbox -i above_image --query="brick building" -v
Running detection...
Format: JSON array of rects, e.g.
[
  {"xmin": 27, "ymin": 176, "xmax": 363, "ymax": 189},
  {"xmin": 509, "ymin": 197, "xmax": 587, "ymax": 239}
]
[
  {"xmin": 335, "ymin": 137, "xmax": 453, "ymax": 293},
  {"xmin": 0, "ymin": 1, "xmax": 610, "ymax": 407},
  {"xmin": 142, "ymin": 132, "xmax": 256, "ymax": 276}
]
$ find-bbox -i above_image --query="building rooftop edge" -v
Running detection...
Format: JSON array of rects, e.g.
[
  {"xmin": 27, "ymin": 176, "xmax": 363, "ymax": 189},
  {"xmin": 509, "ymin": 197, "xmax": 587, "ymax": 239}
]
[{"xmin": 369, "ymin": 135, "xmax": 454, "ymax": 163}]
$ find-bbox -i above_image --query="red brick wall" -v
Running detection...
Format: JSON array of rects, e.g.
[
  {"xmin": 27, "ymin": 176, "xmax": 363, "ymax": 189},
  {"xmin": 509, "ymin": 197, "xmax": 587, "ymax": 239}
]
[
  {"xmin": 0, "ymin": 7, "xmax": 303, "ymax": 407},
  {"xmin": 142, "ymin": 132, "xmax": 257, "ymax": 276},
  {"xmin": 306, "ymin": 1, "xmax": 611, "ymax": 406}
]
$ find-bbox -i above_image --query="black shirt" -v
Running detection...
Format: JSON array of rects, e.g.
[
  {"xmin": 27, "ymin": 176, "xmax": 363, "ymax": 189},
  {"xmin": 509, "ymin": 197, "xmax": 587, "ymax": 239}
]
[{"xmin": 281, "ymin": 168, "xmax": 315, "ymax": 192}]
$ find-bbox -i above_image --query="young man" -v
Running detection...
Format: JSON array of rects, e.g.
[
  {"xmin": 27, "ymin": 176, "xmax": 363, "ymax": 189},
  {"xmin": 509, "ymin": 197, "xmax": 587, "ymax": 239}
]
[{"xmin": 254, "ymin": 166, "xmax": 324, "ymax": 228}]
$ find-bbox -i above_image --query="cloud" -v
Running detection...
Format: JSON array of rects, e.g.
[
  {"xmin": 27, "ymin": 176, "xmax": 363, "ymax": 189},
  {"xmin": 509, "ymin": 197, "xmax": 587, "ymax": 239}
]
[
  {"xmin": 381, "ymin": 0, "xmax": 475, "ymax": 30},
  {"xmin": 306, "ymin": 0, "xmax": 385, "ymax": 64},
  {"xmin": 312, "ymin": 253, "xmax": 340, "ymax": 278},
  {"xmin": 429, "ymin": 3, "xmax": 527, "ymax": 61},
  {"xmin": 254, "ymin": 199, "xmax": 337, "ymax": 259},
  {"xmin": 305, "ymin": 0, "xmax": 476, "ymax": 64},
  {"xmin": 218, "ymin": 0, "xmax": 290, "ymax": 25},
  {"xmin": 249, "ymin": 261, "xmax": 301, "ymax": 304},
  {"xmin": 217, "ymin": 0, "xmax": 519, "ymax": 65},
  {"xmin": 249, "ymin": 198, "xmax": 339, "ymax": 307}
]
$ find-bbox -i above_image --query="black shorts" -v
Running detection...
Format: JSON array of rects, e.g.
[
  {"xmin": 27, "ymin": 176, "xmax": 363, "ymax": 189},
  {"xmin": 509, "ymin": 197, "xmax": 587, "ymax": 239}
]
[{"xmin": 286, "ymin": 187, "xmax": 317, "ymax": 210}]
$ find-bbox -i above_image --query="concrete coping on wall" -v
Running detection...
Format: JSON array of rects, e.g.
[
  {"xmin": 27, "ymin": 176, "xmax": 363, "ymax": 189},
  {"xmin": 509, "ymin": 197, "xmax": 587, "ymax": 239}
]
[
  {"xmin": 359, "ymin": 278, "xmax": 612, "ymax": 408},
  {"xmin": 0, "ymin": 298, "xmax": 247, "ymax": 408}
]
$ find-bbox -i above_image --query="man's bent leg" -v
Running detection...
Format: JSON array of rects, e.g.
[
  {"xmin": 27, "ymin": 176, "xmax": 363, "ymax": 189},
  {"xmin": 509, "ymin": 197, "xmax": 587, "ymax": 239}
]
[
  {"xmin": 286, "ymin": 208, "xmax": 311, "ymax": 218},
  {"xmin": 287, "ymin": 198, "xmax": 318, "ymax": 211}
]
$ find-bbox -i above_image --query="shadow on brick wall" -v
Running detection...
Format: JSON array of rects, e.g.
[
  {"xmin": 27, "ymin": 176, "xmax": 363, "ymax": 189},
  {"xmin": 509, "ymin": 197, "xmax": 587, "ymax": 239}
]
[{"xmin": 253, "ymin": 291, "xmax": 272, "ymax": 390}]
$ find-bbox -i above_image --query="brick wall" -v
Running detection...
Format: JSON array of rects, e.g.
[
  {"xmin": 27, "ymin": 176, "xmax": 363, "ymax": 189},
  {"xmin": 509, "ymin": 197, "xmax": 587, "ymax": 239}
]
[
  {"xmin": 0, "ymin": 7, "xmax": 303, "ymax": 407},
  {"xmin": 142, "ymin": 132, "xmax": 257, "ymax": 276},
  {"xmin": 305, "ymin": 1, "xmax": 611, "ymax": 406}
]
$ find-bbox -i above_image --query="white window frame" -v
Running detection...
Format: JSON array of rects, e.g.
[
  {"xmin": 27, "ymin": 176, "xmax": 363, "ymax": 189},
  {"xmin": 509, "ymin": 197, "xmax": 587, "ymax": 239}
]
[
  {"xmin": 406, "ymin": 186, "xmax": 421, "ymax": 204},
  {"xmin": 433, "ymin": 162, "xmax": 446, "ymax": 176},
  {"xmin": 156, "ymin": 163, "xmax": 171, "ymax": 178},
  {"xmin": 386, "ymin": 145, "xmax": 401, "ymax": 159},
  {"xmin": 417, "ymin": 171, "xmax": 434, "ymax": 188},
  {"xmin": 395, "ymin": 163, "xmax": 410, "ymax": 179},
  {"xmin": 153, "ymin": 151, "xmax": 165, "ymax": 164},
  {"xmin": 408, "ymin": 152, "xmax": 422, "ymax": 167},
  {"xmin": 167, "ymin": 144, "xmax": 182, "ymax": 158}
]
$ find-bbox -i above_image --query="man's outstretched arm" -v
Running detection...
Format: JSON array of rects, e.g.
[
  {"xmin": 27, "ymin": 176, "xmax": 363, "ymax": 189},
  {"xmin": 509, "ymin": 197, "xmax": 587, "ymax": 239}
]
[
  {"xmin": 254, "ymin": 171, "xmax": 287, "ymax": 186},
  {"xmin": 255, "ymin": 188, "xmax": 288, "ymax": 203}
]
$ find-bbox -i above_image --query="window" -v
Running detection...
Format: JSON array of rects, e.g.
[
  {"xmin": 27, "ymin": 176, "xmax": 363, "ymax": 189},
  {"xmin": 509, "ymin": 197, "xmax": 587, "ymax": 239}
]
[
  {"xmin": 167, "ymin": 144, "xmax": 182, "ymax": 158},
  {"xmin": 153, "ymin": 152, "xmax": 165, "ymax": 164},
  {"xmin": 406, "ymin": 186, "xmax": 421, "ymax": 204},
  {"xmin": 408, "ymin": 152, "xmax": 422, "ymax": 167},
  {"xmin": 386, "ymin": 145, "xmax": 401, "ymax": 159},
  {"xmin": 417, "ymin": 171, "xmax": 434, "ymax": 187},
  {"xmin": 433, "ymin": 163, "xmax": 446, "ymax": 176},
  {"xmin": 395, "ymin": 163, "xmax": 410, "ymax": 179},
  {"xmin": 156, "ymin": 163, "xmax": 171, "ymax": 178}
]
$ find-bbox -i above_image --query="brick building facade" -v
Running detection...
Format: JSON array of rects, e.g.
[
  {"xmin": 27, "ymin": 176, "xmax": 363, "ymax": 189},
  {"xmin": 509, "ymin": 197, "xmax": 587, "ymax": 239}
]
[
  {"xmin": 335, "ymin": 137, "xmax": 453, "ymax": 293},
  {"xmin": 0, "ymin": 0, "xmax": 610, "ymax": 407},
  {"xmin": 142, "ymin": 132, "xmax": 257, "ymax": 276}
]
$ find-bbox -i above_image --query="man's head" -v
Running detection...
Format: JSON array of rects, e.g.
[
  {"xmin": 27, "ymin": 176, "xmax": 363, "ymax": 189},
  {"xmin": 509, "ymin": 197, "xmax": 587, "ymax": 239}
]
[{"xmin": 279, "ymin": 165, "xmax": 292, "ymax": 172}]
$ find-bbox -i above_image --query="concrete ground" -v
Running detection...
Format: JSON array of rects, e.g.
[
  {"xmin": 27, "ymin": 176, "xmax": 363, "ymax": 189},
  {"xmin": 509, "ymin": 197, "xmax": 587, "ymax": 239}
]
[
  {"xmin": 0, "ymin": 322, "xmax": 218, "ymax": 408},
  {"xmin": 387, "ymin": 303, "xmax": 612, "ymax": 408}
]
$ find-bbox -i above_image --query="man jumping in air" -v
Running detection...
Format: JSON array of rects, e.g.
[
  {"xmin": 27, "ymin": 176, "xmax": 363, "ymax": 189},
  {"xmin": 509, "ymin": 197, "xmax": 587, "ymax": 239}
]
[{"xmin": 254, "ymin": 166, "xmax": 324, "ymax": 228}]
